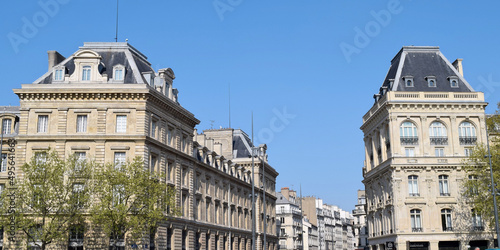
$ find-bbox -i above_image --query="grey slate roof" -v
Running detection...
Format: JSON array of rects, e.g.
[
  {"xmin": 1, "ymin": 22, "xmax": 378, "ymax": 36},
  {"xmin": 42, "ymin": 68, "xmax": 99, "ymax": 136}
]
[
  {"xmin": 35, "ymin": 42, "xmax": 155, "ymax": 84},
  {"xmin": 232, "ymin": 129, "xmax": 253, "ymax": 158},
  {"xmin": 378, "ymin": 46, "xmax": 474, "ymax": 96},
  {"xmin": 276, "ymin": 192, "xmax": 290, "ymax": 205}
]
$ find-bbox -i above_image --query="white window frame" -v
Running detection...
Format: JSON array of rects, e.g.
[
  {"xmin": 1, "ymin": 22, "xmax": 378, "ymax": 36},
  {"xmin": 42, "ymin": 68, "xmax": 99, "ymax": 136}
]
[
  {"xmin": 76, "ymin": 115, "xmax": 87, "ymax": 133},
  {"xmin": 116, "ymin": 115, "xmax": 127, "ymax": 133},
  {"xmin": 404, "ymin": 76, "xmax": 414, "ymax": 87},
  {"xmin": 82, "ymin": 65, "xmax": 91, "ymax": 81},
  {"xmin": 53, "ymin": 66, "xmax": 65, "ymax": 81},
  {"xmin": 427, "ymin": 77, "xmax": 437, "ymax": 87},
  {"xmin": 405, "ymin": 147, "xmax": 415, "ymax": 157},
  {"xmin": 435, "ymin": 147, "xmax": 445, "ymax": 157},
  {"xmin": 75, "ymin": 152, "xmax": 86, "ymax": 171},
  {"xmin": 113, "ymin": 65, "xmax": 125, "ymax": 81},
  {"xmin": 37, "ymin": 115, "xmax": 48, "ymax": 133},
  {"xmin": 2, "ymin": 119, "xmax": 12, "ymax": 134},
  {"xmin": 400, "ymin": 121, "xmax": 418, "ymax": 140},
  {"xmin": 408, "ymin": 175, "xmax": 419, "ymax": 196},
  {"xmin": 410, "ymin": 209, "xmax": 422, "ymax": 230},
  {"xmin": 439, "ymin": 175, "xmax": 449, "ymax": 196},
  {"xmin": 464, "ymin": 147, "xmax": 473, "ymax": 156},
  {"xmin": 1, "ymin": 153, "xmax": 6, "ymax": 172},
  {"xmin": 459, "ymin": 121, "xmax": 476, "ymax": 137},
  {"xmin": 151, "ymin": 118, "xmax": 158, "ymax": 138},
  {"xmin": 114, "ymin": 152, "xmax": 126, "ymax": 169},
  {"xmin": 429, "ymin": 121, "xmax": 447, "ymax": 137},
  {"xmin": 441, "ymin": 209, "xmax": 453, "ymax": 231}
]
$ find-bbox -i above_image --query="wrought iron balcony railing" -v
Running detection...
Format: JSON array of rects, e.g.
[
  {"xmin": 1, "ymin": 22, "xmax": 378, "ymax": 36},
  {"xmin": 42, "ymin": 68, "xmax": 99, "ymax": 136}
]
[
  {"xmin": 412, "ymin": 227, "xmax": 423, "ymax": 232},
  {"xmin": 430, "ymin": 137, "xmax": 448, "ymax": 145},
  {"xmin": 459, "ymin": 136, "xmax": 477, "ymax": 145},
  {"xmin": 401, "ymin": 136, "xmax": 419, "ymax": 145}
]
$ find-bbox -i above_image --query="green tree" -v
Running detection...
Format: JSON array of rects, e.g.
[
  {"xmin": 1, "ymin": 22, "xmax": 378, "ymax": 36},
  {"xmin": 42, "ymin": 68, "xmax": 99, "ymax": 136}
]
[
  {"xmin": 0, "ymin": 150, "xmax": 92, "ymax": 250},
  {"xmin": 464, "ymin": 102, "xmax": 500, "ymax": 229},
  {"xmin": 89, "ymin": 157, "xmax": 177, "ymax": 249}
]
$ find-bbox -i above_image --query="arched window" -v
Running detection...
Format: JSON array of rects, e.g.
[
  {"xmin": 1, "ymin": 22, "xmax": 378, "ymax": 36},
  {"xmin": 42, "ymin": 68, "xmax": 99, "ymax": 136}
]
[
  {"xmin": 438, "ymin": 175, "xmax": 449, "ymax": 196},
  {"xmin": 472, "ymin": 209, "xmax": 484, "ymax": 231},
  {"xmin": 410, "ymin": 209, "xmax": 422, "ymax": 232},
  {"xmin": 441, "ymin": 209, "xmax": 453, "ymax": 231},
  {"xmin": 408, "ymin": 175, "xmax": 419, "ymax": 196},
  {"xmin": 459, "ymin": 121, "xmax": 477, "ymax": 145},
  {"xmin": 400, "ymin": 121, "xmax": 418, "ymax": 145},
  {"xmin": 429, "ymin": 121, "xmax": 448, "ymax": 145}
]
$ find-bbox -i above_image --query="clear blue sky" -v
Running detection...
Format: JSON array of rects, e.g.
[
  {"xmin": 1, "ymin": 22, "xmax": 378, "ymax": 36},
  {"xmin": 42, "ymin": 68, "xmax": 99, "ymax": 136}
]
[{"xmin": 1, "ymin": 1, "xmax": 500, "ymax": 211}]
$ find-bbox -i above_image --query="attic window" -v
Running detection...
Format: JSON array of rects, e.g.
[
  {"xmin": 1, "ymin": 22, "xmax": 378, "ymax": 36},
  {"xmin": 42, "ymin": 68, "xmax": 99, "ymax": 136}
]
[
  {"xmin": 404, "ymin": 77, "xmax": 414, "ymax": 87},
  {"xmin": 448, "ymin": 77, "xmax": 459, "ymax": 88},
  {"xmin": 53, "ymin": 66, "xmax": 65, "ymax": 81},
  {"xmin": 426, "ymin": 76, "xmax": 437, "ymax": 87},
  {"xmin": 113, "ymin": 65, "xmax": 125, "ymax": 81},
  {"xmin": 82, "ymin": 66, "xmax": 91, "ymax": 81},
  {"xmin": 428, "ymin": 79, "xmax": 436, "ymax": 87}
]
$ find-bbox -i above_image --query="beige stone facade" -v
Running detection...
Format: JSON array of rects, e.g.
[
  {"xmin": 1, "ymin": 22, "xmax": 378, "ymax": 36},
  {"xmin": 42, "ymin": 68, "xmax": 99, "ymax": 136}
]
[
  {"xmin": 3, "ymin": 42, "xmax": 278, "ymax": 249},
  {"xmin": 361, "ymin": 46, "xmax": 493, "ymax": 250}
]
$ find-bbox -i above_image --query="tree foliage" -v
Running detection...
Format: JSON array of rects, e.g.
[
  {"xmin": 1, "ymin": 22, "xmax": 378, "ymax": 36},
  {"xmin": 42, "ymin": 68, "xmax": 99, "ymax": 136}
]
[
  {"xmin": 89, "ymin": 157, "xmax": 177, "ymax": 249},
  {"xmin": 463, "ymin": 102, "xmax": 500, "ymax": 230},
  {"xmin": 0, "ymin": 150, "xmax": 92, "ymax": 250},
  {"xmin": 0, "ymin": 152, "xmax": 177, "ymax": 250}
]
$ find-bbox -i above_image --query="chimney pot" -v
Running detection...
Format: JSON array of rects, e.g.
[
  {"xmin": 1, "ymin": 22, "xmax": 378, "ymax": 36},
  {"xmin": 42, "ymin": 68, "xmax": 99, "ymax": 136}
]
[
  {"xmin": 452, "ymin": 58, "xmax": 463, "ymax": 77},
  {"xmin": 47, "ymin": 50, "xmax": 65, "ymax": 71}
]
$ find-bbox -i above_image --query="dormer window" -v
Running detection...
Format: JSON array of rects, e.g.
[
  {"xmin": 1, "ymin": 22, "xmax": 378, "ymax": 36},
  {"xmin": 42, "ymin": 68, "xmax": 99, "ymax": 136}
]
[
  {"xmin": 82, "ymin": 66, "xmax": 91, "ymax": 81},
  {"xmin": 448, "ymin": 76, "xmax": 459, "ymax": 88},
  {"xmin": 404, "ymin": 76, "xmax": 414, "ymax": 87},
  {"xmin": 426, "ymin": 76, "xmax": 436, "ymax": 87},
  {"xmin": 53, "ymin": 66, "xmax": 65, "ymax": 81},
  {"xmin": 113, "ymin": 65, "xmax": 125, "ymax": 81}
]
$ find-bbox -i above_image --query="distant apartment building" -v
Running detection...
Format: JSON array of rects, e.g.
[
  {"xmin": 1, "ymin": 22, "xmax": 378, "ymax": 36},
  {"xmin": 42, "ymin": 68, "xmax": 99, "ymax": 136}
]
[
  {"xmin": 361, "ymin": 46, "xmax": 492, "ymax": 250},
  {"xmin": 5, "ymin": 42, "xmax": 279, "ymax": 249},
  {"xmin": 301, "ymin": 196, "xmax": 354, "ymax": 250},
  {"xmin": 352, "ymin": 190, "xmax": 367, "ymax": 250},
  {"xmin": 276, "ymin": 187, "xmax": 303, "ymax": 250}
]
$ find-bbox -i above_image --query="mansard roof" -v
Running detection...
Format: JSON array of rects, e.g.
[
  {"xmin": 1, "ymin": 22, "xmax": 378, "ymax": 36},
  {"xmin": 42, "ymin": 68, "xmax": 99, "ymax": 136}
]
[
  {"xmin": 378, "ymin": 46, "xmax": 474, "ymax": 95},
  {"xmin": 34, "ymin": 42, "xmax": 155, "ymax": 84}
]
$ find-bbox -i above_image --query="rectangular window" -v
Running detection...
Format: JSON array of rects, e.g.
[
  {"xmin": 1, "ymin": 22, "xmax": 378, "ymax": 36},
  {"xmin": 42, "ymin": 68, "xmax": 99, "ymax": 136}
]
[
  {"xmin": 182, "ymin": 135, "xmax": 187, "ymax": 152},
  {"xmin": 114, "ymin": 152, "xmax": 126, "ymax": 169},
  {"xmin": 405, "ymin": 147, "xmax": 415, "ymax": 157},
  {"xmin": 151, "ymin": 119, "xmax": 157, "ymax": 138},
  {"xmin": 167, "ymin": 127, "xmax": 173, "ymax": 146},
  {"xmin": 73, "ymin": 183, "xmax": 84, "ymax": 208},
  {"xmin": 439, "ymin": 176, "xmax": 449, "ymax": 196},
  {"xmin": 435, "ymin": 147, "xmax": 444, "ymax": 157},
  {"xmin": 33, "ymin": 184, "xmax": 42, "ymax": 206},
  {"xmin": 116, "ymin": 115, "xmax": 127, "ymax": 133},
  {"xmin": 2, "ymin": 119, "xmax": 12, "ymax": 134},
  {"xmin": 35, "ymin": 152, "xmax": 47, "ymax": 165},
  {"xmin": 75, "ymin": 152, "xmax": 86, "ymax": 171},
  {"xmin": 115, "ymin": 68, "xmax": 124, "ymax": 81},
  {"xmin": 82, "ymin": 66, "xmax": 91, "ymax": 81},
  {"xmin": 112, "ymin": 184, "xmax": 125, "ymax": 206},
  {"xmin": 150, "ymin": 155, "xmax": 157, "ymax": 173},
  {"xmin": 54, "ymin": 69, "xmax": 64, "ymax": 81},
  {"xmin": 1, "ymin": 153, "xmax": 6, "ymax": 172},
  {"xmin": 167, "ymin": 161, "xmax": 173, "ymax": 182},
  {"xmin": 464, "ymin": 147, "xmax": 473, "ymax": 157},
  {"xmin": 76, "ymin": 115, "xmax": 87, "ymax": 133},
  {"xmin": 408, "ymin": 176, "xmax": 419, "ymax": 196},
  {"xmin": 37, "ymin": 115, "xmax": 48, "ymax": 133}
]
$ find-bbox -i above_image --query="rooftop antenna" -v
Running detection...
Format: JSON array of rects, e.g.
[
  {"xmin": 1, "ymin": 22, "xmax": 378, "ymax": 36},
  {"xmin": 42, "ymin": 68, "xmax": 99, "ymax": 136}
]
[
  {"xmin": 228, "ymin": 83, "xmax": 231, "ymax": 128},
  {"xmin": 114, "ymin": 0, "xmax": 119, "ymax": 42}
]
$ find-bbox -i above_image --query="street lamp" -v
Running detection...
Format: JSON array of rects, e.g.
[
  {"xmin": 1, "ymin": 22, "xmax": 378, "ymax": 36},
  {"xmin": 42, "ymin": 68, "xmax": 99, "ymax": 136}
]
[{"xmin": 258, "ymin": 144, "xmax": 267, "ymax": 250}]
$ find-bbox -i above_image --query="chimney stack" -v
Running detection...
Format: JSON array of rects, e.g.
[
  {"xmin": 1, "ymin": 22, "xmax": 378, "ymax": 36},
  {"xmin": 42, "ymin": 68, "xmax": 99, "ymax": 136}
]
[
  {"xmin": 452, "ymin": 59, "xmax": 463, "ymax": 76},
  {"xmin": 47, "ymin": 50, "xmax": 65, "ymax": 71}
]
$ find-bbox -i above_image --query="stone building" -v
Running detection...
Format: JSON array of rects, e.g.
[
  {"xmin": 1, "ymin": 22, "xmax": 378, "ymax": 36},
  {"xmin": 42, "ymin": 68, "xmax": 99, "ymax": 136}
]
[
  {"xmin": 361, "ymin": 46, "xmax": 492, "ymax": 249},
  {"xmin": 301, "ymin": 197, "xmax": 354, "ymax": 250},
  {"xmin": 276, "ymin": 187, "xmax": 303, "ymax": 250},
  {"xmin": 7, "ymin": 42, "xmax": 278, "ymax": 249},
  {"xmin": 352, "ymin": 190, "xmax": 368, "ymax": 250}
]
